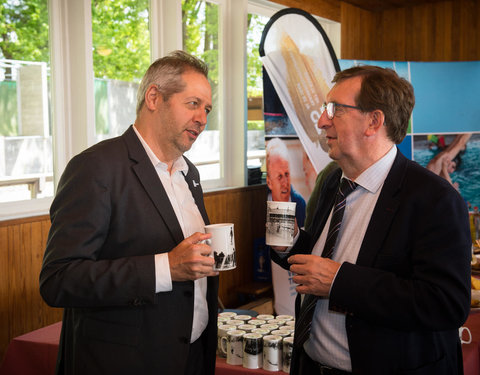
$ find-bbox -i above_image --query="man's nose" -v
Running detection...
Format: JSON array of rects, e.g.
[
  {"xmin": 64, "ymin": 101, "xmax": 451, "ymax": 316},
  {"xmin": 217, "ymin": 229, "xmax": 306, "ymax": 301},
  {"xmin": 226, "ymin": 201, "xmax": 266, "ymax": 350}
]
[
  {"xmin": 317, "ymin": 110, "xmax": 331, "ymax": 129},
  {"xmin": 194, "ymin": 108, "xmax": 208, "ymax": 126}
]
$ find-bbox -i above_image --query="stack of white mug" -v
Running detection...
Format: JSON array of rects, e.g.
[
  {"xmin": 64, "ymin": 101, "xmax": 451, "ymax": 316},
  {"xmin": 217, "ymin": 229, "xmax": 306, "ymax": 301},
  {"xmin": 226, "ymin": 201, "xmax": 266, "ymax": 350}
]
[{"xmin": 217, "ymin": 312, "xmax": 295, "ymax": 372}]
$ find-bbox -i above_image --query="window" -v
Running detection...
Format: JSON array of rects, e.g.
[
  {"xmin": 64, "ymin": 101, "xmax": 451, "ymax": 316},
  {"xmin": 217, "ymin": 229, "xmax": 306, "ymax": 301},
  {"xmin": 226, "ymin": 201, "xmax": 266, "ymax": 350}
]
[
  {"xmin": 92, "ymin": 0, "xmax": 150, "ymax": 142},
  {"xmin": 0, "ymin": 0, "xmax": 54, "ymax": 204},
  {"xmin": 246, "ymin": 11, "xmax": 270, "ymax": 183},
  {"xmin": 182, "ymin": 0, "xmax": 221, "ymax": 181},
  {"xmin": 0, "ymin": 0, "xmax": 340, "ymax": 220}
]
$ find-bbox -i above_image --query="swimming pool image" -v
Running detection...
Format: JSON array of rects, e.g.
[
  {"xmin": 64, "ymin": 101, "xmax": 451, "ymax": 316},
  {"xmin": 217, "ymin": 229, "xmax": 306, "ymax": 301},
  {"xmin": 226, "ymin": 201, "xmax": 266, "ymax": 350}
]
[{"xmin": 413, "ymin": 133, "xmax": 480, "ymax": 210}]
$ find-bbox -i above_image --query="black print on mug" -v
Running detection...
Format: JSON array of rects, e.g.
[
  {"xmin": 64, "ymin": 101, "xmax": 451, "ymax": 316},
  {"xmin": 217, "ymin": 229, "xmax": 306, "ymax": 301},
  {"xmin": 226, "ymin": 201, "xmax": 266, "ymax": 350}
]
[
  {"xmin": 213, "ymin": 251, "xmax": 236, "ymax": 269},
  {"xmin": 284, "ymin": 349, "xmax": 292, "ymax": 368},
  {"xmin": 265, "ymin": 341, "xmax": 280, "ymax": 349},
  {"xmin": 264, "ymin": 341, "xmax": 280, "ymax": 366},
  {"xmin": 244, "ymin": 340, "xmax": 262, "ymax": 355}
]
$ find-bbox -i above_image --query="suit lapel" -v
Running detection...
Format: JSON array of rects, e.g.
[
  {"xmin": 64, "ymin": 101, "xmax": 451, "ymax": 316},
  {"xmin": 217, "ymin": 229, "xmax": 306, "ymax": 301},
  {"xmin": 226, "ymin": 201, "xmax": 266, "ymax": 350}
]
[
  {"xmin": 123, "ymin": 126, "xmax": 184, "ymax": 245},
  {"xmin": 356, "ymin": 150, "xmax": 407, "ymax": 267},
  {"xmin": 183, "ymin": 157, "xmax": 209, "ymax": 225}
]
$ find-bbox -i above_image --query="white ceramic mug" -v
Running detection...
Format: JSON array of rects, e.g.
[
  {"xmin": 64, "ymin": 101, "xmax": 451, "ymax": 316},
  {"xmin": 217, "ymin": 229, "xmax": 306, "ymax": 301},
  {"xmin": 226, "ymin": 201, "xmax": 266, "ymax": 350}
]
[
  {"xmin": 282, "ymin": 336, "xmax": 294, "ymax": 373},
  {"xmin": 217, "ymin": 316, "xmax": 231, "ymax": 324},
  {"xmin": 217, "ymin": 324, "xmax": 237, "ymax": 358},
  {"xmin": 205, "ymin": 223, "xmax": 236, "ymax": 271},
  {"xmin": 285, "ymin": 320, "xmax": 296, "ymax": 328},
  {"xmin": 248, "ymin": 319, "xmax": 266, "ymax": 327},
  {"xmin": 227, "ymin": 319, "xmax": 243, "ymax": 327},
  {"xmin": 237, "ymin": 324, "xmax": 256, "ymax": 334},
  {"xmin": 459, "ymin": 326, "xmax": 472, "ymax": 344},
  {"xmin": 276, "ymin": 314, "xmax": 294, "ymax": 321},
  {"xmin": 271, "ymin": 329, "xmax": 291, "ymax": 339},
  {"xmin": 243, "ymin": 333, "xmax": 263, "ymax": 369},
  {"xmin": 256, "ymin": 314, "xmax": 275, "ymax": 321},
  {"xmin": 266, "ymin": 201, "xmax": 296, "ymax": 246},
  {"xmin": 262, "ymin": 334, "xmax": 283, "ymax": 371},
  {"xmin": 252, "ymin": 328, "xmax": 270, "ymax": 336},
  {"xmin": 221, "ymin": 330, "xmax": 246, "ymax": 365},
  {"xmin": 218, "ymin": 311, "xmax": 237, "ymax": 319},
  {"xmin": 260, "ymin": 323, "xmax": 279, "ymax": 333},
  {"xmin": 234, "ymin": 314, "xmax": 253, "ymax": 322}
]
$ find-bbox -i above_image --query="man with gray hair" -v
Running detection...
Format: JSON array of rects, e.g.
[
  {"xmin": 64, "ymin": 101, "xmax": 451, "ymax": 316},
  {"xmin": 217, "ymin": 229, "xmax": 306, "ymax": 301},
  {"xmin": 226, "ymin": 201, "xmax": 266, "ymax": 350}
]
[
  {"xmin": 40, "ymin": 50, "xmax": 218, "ymax": 375},
  {"xmin": 266, "ymin": 137, "xmax": 306, "ymax": 227}
]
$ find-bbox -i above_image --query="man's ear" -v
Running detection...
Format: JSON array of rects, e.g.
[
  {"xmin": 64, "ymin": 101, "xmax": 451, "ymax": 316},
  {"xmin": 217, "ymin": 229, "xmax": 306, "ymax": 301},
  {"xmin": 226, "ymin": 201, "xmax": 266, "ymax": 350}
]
[
  {"xmin": 144, "ymin": 84, "xmax": 162, "ymax": 111},
  {"xmin": 365, "ymin": 109, "xmax": 385, "ymax": 137}
]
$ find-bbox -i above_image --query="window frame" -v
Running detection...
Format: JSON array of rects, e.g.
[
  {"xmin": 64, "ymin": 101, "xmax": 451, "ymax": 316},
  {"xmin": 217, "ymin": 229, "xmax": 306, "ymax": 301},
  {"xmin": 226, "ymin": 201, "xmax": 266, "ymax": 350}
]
[{"xmin": 0, "ymin": 0, "xmax": 339, "ymax": 220}]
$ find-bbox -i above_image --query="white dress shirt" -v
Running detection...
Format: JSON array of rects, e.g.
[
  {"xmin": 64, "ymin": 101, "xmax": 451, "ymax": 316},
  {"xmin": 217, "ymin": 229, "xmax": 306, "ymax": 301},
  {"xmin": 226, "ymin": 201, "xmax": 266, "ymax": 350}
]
[
  {"xmin": 304, "ymin": 146, "xmax": 397, "ymax": 371},
  {"xmin": 133, "ymin": 126, "xmax": 209, "ymax": 343}
]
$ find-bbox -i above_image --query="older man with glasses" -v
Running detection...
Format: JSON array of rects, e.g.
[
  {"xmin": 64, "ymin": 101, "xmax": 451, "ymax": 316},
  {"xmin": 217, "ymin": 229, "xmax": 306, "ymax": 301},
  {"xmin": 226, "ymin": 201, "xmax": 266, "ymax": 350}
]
[{"xmin": 271, "ymin": 65, "xmax": 471, "ymax": 375}]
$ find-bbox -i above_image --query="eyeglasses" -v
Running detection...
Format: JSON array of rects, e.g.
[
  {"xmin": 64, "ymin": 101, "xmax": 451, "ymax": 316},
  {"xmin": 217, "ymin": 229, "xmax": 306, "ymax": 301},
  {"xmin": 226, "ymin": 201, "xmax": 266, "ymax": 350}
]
[{"xmin": 320, "ymin": 102, "xmax": 362, "ymax": 120}]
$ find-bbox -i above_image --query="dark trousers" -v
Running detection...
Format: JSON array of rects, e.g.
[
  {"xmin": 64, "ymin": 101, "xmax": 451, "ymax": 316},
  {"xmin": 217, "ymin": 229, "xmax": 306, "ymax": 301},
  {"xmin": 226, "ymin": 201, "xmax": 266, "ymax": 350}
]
[{"xmin": 184, "ymin": 337, "xmax": 204, "ymax": 375}]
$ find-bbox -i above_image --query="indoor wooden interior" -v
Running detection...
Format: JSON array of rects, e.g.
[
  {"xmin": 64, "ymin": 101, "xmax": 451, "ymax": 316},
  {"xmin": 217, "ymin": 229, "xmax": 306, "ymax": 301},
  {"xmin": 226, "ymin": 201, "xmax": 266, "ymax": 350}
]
[{"xmin": 1, "ymin": 0, "xmax": 479, "ymax": 363}]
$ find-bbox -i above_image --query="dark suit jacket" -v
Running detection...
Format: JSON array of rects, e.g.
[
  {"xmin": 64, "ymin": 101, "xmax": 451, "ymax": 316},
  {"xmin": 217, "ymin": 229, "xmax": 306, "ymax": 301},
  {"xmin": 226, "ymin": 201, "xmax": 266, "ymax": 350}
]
[
  {"xmin": 40, "ymin": 126, "xmax": 219, "ymax": 375},
  {"xmin": 272, "ymin": 150, "xmax": 471, "ymax": 375}
]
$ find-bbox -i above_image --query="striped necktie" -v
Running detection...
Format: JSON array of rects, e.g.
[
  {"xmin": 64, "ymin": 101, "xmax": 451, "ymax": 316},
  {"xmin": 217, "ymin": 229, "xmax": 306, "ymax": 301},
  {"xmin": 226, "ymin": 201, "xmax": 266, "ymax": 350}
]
[{"xmin": 294, "ymin": 178, "xmax": 358, "ymax": 349}]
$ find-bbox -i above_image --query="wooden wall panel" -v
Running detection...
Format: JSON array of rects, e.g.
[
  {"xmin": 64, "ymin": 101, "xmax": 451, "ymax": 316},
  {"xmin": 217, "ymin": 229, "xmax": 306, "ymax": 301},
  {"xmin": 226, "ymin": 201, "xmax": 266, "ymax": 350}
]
[
  {"xmin": 271, "ymin": 0, "xmax": 341, "ymax": 22},
  {"xmin": 377, "ymin": 8, "xmax": 407, "ymax": 61},
  {"xmin": 0, "ymin": 226, "xmax": 9, "ymax": 365},
  {"xmin": 0, "ymin": 185, "xmax": 267, "ymax": 363},
  {"xmin": 342, "ymin": 0, "xmax": 480, "ymax": 61},
  {"xmin": 0, "ymin": 217, "xmax": 63, "ymax": 364},
  {"xmin": 340, "ymin": 3, "xmax": 378, "ymax": 60},
  {"xmin": 204, "ymin": 185, "xmax": 267, "ymax": 308}
]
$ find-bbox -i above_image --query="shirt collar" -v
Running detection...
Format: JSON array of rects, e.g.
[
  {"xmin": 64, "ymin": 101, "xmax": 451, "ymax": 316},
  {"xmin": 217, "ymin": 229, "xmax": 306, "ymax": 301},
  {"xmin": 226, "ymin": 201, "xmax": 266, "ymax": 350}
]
[
  {"xmin": 133, "ymin": 125, "xmax": 189, "ymax": 175},
  {"xmin": 348, "ymin": 146, "xmax": 397, "ymax": 194}
]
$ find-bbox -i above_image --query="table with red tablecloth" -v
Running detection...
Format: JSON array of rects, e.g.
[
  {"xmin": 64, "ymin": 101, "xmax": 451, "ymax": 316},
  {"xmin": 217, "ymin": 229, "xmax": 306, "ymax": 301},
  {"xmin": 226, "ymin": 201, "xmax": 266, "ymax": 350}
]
[
  {"xmin": 0, "ymin": 322, "xmax": 61, "ymax": 375},
  {"xmin": 0, "ymin": 322, "xmax": 286, "ymax": 375},
  {"xmin": 3, "ymin": 315, "xmax": 480, "ymax": 375}
]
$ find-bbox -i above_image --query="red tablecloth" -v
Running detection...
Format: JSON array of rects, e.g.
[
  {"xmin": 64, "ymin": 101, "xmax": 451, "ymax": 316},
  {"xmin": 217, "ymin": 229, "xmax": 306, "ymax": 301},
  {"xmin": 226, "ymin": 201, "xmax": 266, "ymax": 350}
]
[
  {"xmin": 0, "ymin": 322, "xmax": 286, "ymax": 375},
  {"xmin": 0, "ymin": 322, "xmax": 61, "ymax": 375},
  {"xmin": 462, "ymin": 310, "xmax": 480, "ymax": 375},
  {"xmin": 216, "ymin": 357, "xmax": 286, "ymax": 374},
  {"xmin": 2, "ymin": 316, "xmax": 480, "ymax": 375}
]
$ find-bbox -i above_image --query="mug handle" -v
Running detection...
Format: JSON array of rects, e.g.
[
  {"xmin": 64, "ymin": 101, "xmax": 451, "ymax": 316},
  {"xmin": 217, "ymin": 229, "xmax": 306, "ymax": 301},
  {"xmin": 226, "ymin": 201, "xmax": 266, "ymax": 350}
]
[
  {"xmin": 221, "ymin": 335, "xmax": 228, "ymax": 355},
  {"xmin": 460, "ymin": 326, "xmax": 472, "ymax": 344}
]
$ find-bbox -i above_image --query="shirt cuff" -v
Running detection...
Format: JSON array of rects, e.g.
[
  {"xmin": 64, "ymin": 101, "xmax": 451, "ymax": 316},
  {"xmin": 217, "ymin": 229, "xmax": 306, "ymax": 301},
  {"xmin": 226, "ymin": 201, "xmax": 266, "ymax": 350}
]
[{"xmin": 155, "ymin": 253, "xmax": 173, "ymax": 293}]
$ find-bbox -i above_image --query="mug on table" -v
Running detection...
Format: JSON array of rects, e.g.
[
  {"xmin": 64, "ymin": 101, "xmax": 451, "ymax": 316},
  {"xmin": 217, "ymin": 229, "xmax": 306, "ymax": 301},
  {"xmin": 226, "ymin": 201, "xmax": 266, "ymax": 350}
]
[{"xmin": 221, "ymin": 330, "xmax": 246, "ymax": 366}]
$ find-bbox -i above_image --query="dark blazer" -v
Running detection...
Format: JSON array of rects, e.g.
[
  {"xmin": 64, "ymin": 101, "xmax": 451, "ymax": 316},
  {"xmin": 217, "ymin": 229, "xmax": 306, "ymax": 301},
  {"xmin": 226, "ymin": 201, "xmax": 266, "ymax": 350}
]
[
  {"xmin": 272, "ymin": 150, "xmax": 472, "ymax": 375},
  {"xmin": 40, "ymin": 126, "xmax": 218, "ymax": 375}
]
